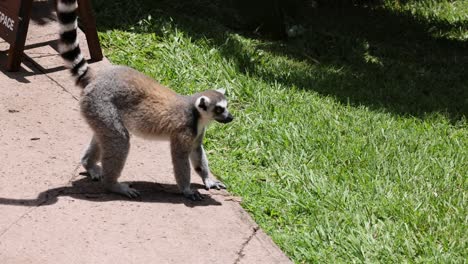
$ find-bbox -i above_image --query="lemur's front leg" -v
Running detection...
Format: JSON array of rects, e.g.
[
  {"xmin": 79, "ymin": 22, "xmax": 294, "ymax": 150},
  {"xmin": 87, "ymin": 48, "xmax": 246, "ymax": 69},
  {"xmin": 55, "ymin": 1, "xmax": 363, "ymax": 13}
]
[
  {"xmin": 171, "ymin": 139, "xmax": 203, "ymax": 201},
  {"xmin": 190, "ymin": 144, "xmax": 226, "ymax": 191}
]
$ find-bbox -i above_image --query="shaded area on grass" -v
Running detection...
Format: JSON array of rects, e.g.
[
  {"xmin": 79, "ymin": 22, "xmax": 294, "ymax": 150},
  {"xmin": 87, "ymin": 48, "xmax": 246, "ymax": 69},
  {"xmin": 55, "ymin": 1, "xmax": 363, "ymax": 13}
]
[{"xmin": 92, "ymin": 0, "xmax": 467, "ymax": 121}]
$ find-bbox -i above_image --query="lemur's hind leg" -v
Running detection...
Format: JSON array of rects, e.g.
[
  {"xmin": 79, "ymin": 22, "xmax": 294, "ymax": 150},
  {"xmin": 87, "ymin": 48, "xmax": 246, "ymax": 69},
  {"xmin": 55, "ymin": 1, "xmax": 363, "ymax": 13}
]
[
  {"xmin": 81, "ymin": 99, "xmax": 140, "ymax": 198},
  {"xmin": 190, "ymin": 145, "xmax": 226, "ymax": 190},
  {"xmin": 81, "ymin": 136, "xmax": 102, "ymax": 181},
  {"xmin": 99, "ymin": 133, "xmax": 139, "ymax": 198}
]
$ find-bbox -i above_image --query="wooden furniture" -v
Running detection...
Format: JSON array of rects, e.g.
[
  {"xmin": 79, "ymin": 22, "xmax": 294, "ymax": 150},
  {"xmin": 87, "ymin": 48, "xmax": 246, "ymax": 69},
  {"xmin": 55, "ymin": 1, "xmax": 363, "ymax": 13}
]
[{"xmin": 0, "ymin": 0, "xmax": 102, "ymax": 71}]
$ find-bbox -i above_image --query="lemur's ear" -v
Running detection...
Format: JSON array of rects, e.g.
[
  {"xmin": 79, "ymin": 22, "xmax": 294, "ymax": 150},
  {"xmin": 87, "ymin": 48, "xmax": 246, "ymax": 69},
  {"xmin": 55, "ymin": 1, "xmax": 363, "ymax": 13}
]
[
  {"xmin": 195, "ymin": 96, "xmax": 210, "ymax": 111},
  {"xmin": 216, "ymin": 88, "xmax": 226, "ymax": 95}
]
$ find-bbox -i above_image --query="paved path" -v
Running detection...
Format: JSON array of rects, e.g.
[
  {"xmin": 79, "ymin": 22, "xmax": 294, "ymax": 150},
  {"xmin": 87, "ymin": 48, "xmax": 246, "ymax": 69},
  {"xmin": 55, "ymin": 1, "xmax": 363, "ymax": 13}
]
[{"xmin": 0, "ymin": 2, "xmax": 291, "ymax": 263}]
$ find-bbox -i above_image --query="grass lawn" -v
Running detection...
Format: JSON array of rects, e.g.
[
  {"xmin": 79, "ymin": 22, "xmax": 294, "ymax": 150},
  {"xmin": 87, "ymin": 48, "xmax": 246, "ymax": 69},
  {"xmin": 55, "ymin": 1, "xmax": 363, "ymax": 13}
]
[{"xmin": 91, "ymin": 0, "xmax": 467, "ymax": 262}]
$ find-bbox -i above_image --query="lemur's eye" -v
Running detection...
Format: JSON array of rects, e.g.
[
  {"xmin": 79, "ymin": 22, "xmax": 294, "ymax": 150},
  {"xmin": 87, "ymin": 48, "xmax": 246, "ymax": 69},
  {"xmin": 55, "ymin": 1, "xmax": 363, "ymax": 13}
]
[{"xmin": 214, "ymin": 106, "xmax": 224, "ymax": 114}]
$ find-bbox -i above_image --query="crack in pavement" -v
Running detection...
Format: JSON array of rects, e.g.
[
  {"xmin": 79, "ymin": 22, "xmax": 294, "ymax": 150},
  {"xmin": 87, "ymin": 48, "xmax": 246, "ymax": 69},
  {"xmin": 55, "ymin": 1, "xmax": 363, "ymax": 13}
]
[
  {"xmin": 0, "ymin": 206, "xmax": 37, "ymax": 239},
  {"xmin": 68, "ymin": 162, "xmax": 83, "ymax": 183},
  {"xmin": 233, "ymin": 226, "xmax": 259, "ymax": 264},
  {"xmin": 24, "ymin": 56, "xmax": 80, "ymax": 101}
]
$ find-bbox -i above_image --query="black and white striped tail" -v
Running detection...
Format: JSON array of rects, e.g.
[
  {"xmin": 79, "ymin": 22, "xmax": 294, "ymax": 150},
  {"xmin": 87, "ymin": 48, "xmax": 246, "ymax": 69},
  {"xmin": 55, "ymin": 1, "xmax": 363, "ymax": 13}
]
[{"xmin": 57, "ymin": 0, "xmax": 89, "ymax": 87}]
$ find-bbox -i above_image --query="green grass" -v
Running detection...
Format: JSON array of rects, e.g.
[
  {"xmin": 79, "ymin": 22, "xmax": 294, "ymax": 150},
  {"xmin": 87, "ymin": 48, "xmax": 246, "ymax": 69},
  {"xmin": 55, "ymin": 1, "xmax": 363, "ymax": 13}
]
[
  {"xmin": 91, "ymin": 0, "xmax": 467, "ymax": 262},
  {"xmin": 384, "ymin": 0, "xmax": 468, "ymax": 40}
]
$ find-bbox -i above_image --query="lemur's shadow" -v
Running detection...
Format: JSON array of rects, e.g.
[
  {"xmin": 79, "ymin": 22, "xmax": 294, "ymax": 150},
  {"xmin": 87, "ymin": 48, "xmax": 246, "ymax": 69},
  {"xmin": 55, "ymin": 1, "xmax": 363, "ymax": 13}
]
[{"xmin": 0, "ymin": 175, "xmax": 222, "ymax": 208}]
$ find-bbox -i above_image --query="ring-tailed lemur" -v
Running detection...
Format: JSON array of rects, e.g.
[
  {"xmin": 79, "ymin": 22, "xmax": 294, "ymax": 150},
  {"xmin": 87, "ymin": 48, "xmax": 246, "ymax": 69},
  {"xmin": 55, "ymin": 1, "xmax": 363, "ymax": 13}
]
[{"xmin": 57, "ymin": 0, "xmax": 233, "ymax": 200}]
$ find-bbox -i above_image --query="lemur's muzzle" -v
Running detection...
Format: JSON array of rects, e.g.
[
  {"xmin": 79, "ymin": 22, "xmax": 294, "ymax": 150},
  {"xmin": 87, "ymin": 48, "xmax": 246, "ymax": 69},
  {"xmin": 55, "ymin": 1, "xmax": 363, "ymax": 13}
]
[{"xmin": 217, "ymin": 113, "xmax": 234, "ymax": 124}]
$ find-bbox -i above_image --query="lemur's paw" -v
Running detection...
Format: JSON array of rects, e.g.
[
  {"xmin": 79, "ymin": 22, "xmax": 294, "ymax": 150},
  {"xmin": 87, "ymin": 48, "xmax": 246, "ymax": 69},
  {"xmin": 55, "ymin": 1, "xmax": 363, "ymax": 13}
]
[
  {"xmin": 107, "ymin": 183, "xmax": 140, "ymax": 198},
  {"xmin": 204, "ymin": 178, "xmax": 226, "ymax": 190},
  {"xmin": 183, "ymin": 190, "xmax": 204, "ymax": 201},
  {"xmin": 88, "ymin": 166, "xmax": 102, "ymax": 181}
]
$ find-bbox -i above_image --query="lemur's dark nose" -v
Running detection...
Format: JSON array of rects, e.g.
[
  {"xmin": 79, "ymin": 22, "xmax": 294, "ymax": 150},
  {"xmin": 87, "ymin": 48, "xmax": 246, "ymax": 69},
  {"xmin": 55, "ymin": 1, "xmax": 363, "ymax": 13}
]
[
  {"xmin": 225, "ymin": 114, "xmax": 234, "ymax": 123},
  {"xmin": 219, "ymin": 113, "xmax": 233, "ymax": 124}
]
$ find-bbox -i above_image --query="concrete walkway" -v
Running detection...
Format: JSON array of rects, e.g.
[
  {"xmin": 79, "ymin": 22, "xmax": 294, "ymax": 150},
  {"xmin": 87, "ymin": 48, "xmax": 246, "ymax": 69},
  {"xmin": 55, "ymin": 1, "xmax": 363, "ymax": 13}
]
[{"xmin": 0, "ymin": 2, "xmax": 291, "ymax": 263}]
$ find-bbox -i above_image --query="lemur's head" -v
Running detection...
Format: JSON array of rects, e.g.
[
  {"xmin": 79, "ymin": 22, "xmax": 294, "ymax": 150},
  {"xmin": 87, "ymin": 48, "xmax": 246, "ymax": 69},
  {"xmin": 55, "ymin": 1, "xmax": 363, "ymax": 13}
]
[{"xmin": 195, "ymin": 89, "xmax": 234, "ymax": 124}]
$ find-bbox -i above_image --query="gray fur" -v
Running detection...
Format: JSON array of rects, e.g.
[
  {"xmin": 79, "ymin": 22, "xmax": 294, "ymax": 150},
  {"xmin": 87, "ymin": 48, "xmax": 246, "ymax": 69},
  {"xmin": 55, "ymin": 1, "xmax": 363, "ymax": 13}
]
[
  {"xmin": 77, "ymin": 66, "xmax": 233, "ymax": 199},
  {"xmin": 190, "ymin": 144, "xmax": 226, "ymax": 190},
  {"xmin": 57, "ymin": 0, "xmax": 233, "ymax": 200},
  {"xmin": 81, "ymin": 136, "xmax": 101, "ymax": 181}
]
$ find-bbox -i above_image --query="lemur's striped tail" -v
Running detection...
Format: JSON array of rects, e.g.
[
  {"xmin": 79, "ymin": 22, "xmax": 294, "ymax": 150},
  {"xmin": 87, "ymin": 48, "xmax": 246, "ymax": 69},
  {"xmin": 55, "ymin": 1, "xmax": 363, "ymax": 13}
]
[{"xmin": 57, "ymin": 0, "xmax": 91, "ymax": 88}]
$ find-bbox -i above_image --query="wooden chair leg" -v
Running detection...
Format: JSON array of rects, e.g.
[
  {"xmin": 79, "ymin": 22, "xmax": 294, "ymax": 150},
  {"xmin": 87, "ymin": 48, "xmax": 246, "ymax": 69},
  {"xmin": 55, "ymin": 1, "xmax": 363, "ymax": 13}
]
[
  {"xmin": 77, "ymin": 0, "xmax": 103, "ymax": 62},
  {"xmin": 6, "ymin": 0, "xmax": 33, "ymax": 71}
]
